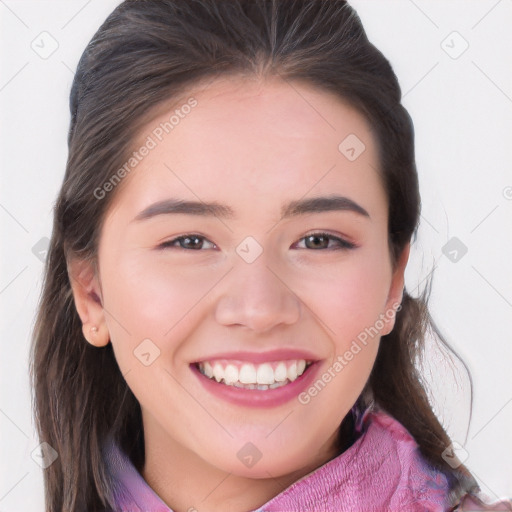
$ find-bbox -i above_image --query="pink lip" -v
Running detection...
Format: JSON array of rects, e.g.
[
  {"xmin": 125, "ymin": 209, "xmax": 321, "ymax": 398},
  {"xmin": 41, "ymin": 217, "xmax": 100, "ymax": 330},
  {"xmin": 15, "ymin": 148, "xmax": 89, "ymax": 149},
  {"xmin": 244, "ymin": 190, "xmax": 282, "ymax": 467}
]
[
  {"xmin": 190, "ymin": 360, "xmax": 322, "ymax": 408},
  {"xmin": 194, "ymin": 348, "xmax": 319, "ymax": 364}
]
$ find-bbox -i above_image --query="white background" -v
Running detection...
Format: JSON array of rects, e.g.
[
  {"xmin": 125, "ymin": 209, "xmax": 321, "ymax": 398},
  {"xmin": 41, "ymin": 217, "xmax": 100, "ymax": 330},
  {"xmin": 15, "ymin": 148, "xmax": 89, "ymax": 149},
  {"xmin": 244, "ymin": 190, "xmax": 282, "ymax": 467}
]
[{"xmin": 0, "ymin": 0, "xmax": 511, "ymax": 509}]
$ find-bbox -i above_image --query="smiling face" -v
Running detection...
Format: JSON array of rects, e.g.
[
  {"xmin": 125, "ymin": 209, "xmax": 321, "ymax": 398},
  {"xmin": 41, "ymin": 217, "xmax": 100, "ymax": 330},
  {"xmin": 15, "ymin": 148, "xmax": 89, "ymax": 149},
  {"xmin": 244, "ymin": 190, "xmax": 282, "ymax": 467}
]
[{"xmin": 70, "ymin": 76, "xmax": 407, "ymax": 485}]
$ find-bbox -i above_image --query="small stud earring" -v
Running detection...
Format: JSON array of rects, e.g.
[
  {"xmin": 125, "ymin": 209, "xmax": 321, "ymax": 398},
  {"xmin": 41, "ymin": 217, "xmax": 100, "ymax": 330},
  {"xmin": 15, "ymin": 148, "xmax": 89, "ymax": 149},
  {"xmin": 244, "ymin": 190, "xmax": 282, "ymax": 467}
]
[{"xmin": 90, "ymin": 326, "xmax": 98, "ymax": 333}]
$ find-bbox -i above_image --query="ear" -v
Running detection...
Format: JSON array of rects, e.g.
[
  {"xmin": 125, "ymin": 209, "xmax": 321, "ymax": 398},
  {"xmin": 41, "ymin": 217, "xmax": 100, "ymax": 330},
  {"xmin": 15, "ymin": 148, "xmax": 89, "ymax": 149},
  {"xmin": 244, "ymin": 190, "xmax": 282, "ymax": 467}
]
[
  {"xmin": 67, "ymin": 257, "xmax": 110, "ymax": 347},
  {"xmin": 381, "ymin": 243, "xmax": 410, "ymax": 336}
]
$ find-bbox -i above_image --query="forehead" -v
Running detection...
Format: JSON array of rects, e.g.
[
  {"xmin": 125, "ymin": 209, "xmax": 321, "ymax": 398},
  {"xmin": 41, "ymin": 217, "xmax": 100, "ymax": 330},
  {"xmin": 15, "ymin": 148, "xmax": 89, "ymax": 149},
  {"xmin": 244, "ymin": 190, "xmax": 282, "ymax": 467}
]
[{"xmin": 106, "ymin": 76, "xmax": 384, "ymax": 221}]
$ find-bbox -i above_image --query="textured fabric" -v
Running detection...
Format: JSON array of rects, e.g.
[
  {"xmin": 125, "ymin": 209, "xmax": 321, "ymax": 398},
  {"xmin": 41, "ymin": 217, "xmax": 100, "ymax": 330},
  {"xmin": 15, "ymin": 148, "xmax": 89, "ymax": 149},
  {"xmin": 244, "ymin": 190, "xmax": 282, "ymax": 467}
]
[{"xmin": 103, "ymin": 407, "xmax": 512, "ymax": 511}]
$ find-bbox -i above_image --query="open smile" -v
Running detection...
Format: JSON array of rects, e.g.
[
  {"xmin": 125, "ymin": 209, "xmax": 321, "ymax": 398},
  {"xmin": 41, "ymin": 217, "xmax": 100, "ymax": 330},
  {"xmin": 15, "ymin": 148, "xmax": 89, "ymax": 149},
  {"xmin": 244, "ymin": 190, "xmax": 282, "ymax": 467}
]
[
  {"xmin": 190, "ymin": 350, "xmax": 321, "ymax": 407},
  {"xmin": 195, "ymin": 359, "xmax": 312, "ymax": 390}
]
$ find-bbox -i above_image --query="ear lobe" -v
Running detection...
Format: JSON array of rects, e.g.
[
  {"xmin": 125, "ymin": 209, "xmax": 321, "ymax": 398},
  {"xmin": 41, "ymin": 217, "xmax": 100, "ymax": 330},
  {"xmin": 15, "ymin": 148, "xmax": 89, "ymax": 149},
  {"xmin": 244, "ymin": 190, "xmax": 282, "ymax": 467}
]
[
  {"xmin": 381, "ymin": 243, "xmax": 410, "ymax": 336},
  {"xmin": 67, "ymin": 257, "xmax": 110, "ymax": 347}
]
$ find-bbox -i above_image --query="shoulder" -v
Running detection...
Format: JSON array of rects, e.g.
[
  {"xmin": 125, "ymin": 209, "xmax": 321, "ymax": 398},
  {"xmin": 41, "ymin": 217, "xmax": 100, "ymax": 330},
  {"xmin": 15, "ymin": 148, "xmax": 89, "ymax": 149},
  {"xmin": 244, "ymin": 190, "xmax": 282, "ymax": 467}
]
[
  {"xmin": 365, "ymin": 410, "xmax": 453, "ymax": 510},
  {"xmin": 368, "ymin": 410, "xmax": 512, "ymax": 512}
]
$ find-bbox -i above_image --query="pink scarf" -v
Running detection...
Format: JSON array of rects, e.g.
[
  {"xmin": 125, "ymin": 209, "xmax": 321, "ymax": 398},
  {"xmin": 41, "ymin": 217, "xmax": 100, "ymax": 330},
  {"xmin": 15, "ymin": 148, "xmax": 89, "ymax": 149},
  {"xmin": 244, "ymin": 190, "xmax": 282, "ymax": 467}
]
[{"xmin": 104, "ymin": 407, "xmax": 511, "ymax": 511}]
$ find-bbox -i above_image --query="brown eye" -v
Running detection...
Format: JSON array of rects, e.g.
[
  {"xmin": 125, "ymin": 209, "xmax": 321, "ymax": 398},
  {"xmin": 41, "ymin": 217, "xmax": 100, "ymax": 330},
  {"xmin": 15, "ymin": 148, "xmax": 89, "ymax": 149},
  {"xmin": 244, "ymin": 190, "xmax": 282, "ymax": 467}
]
[
  {"xmin": 159, "ymin": 234, "xmax": 216, "ymax": 250},
  {"xmin": 305, "ymin": 234, "xmax": 329, "ymax": 249},
  {"xmin": 295, "ymin": 232, "xmax": 356, "ymax": 251}
]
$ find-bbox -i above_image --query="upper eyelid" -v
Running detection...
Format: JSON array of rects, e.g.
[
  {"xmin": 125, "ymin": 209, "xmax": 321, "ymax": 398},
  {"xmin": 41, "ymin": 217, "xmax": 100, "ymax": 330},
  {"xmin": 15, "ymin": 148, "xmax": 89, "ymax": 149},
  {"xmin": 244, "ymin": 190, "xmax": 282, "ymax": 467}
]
[
  {"xmin": 160, "ymin": 232, "xmax": 355, "ymax": 249},
  {"xmin": 161, "ymin": 234, "xmax": 216, "ymax": 249},
  {"xmin": 294, "ymin": 232, "xmax": 356, "ymax": 249}
]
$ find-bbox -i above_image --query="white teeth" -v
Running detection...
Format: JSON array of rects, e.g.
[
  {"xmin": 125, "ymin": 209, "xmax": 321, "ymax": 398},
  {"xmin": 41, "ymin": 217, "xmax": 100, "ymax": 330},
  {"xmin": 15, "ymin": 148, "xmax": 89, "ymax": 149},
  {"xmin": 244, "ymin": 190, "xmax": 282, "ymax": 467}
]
[
  {"xmin": 197, "ymin": 359, "xmax": 311, "ymax": 388},
  {"xmin": 239, "ymin": 364, "xmax": 257, "ymax": 384},
  {"xmin": 213, "ymin": 363, "xmax": 224, "ymax": 382},
  {"xmin": 224, "ymin": 364, "xmax": 238, "ymax": 384},
  {"xmin": 287, "ymin": 361, "xmax": 298, "ymax": 382},
  {"xmin": 274, "ymin": 362, "xmax": 288, "ymax": 382},
  {"xmin": 256, "ymin": 363, "xmax": 274, "ymax": 385},
  {"xmin": 203, "ymin": 361, "xmax": 213, "ymax": 378}
]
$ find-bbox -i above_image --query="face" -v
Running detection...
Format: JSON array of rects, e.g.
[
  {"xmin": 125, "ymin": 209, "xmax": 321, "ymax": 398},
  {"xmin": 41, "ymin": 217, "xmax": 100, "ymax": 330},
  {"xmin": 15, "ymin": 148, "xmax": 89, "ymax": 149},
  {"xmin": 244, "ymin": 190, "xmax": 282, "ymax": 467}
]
[{"xmin": 72, "ymin": 76, "xmax": 407, "ymax": 480}]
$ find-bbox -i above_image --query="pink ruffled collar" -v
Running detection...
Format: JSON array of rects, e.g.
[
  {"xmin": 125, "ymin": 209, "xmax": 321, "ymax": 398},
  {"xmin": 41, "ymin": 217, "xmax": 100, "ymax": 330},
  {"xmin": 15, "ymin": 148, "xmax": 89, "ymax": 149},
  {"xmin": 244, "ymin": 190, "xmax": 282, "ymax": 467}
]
[{"xmin": 104, "ymin": 406, "xmax": 510, "ymax": 511}]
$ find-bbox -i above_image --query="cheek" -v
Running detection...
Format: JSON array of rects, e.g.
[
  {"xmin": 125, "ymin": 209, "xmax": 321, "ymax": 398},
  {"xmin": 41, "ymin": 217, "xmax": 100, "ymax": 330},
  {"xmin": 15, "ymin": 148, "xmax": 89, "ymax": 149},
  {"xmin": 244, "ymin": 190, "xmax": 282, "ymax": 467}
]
[
  {"xmin": 291, "ymin": 249, "xmax": 392, "ymax": 346},
  {"xmin": 100, "ymin": 253, "xmax": 218, "ymax": 368}
]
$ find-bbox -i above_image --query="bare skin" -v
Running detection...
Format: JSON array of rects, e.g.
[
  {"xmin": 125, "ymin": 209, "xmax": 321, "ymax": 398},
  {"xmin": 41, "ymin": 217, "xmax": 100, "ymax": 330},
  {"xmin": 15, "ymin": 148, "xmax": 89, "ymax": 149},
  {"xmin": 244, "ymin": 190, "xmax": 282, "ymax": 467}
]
[{"xmin": 70, "ymin": 75, "xmax": 408, "ymax": 512}]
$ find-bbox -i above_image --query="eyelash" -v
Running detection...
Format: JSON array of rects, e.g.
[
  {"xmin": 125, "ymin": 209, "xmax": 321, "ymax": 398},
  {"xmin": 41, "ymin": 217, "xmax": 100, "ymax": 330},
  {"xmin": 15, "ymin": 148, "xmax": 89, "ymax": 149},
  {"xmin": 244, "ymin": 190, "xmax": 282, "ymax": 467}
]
[{"xmin": 158, "ymin": 232, "xmax": 357, "ymax": 251}]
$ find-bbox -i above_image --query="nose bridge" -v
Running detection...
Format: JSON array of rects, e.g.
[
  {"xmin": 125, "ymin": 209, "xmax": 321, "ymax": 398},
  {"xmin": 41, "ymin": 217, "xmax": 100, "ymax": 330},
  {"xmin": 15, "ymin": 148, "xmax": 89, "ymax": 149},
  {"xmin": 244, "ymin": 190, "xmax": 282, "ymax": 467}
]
[{"xmin": 214, "ymin": 248, "xmax": 301, "ymax": 332}]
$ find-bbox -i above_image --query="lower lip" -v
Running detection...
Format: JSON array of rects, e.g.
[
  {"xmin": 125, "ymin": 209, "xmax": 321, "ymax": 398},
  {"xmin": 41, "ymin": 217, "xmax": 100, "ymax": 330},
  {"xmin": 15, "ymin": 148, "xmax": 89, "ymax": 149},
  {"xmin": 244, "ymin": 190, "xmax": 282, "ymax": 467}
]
[{"xmin": 190, "ymin": 362, "xmax": 321, "ymax": 408}]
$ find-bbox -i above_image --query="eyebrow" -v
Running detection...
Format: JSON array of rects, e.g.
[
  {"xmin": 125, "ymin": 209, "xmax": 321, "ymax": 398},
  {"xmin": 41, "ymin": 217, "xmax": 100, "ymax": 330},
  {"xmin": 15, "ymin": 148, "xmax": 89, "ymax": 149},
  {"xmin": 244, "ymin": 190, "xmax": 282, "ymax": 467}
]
[{"xmin": 132, "ymin": 194, "xmax": 370, "ymax": 222}]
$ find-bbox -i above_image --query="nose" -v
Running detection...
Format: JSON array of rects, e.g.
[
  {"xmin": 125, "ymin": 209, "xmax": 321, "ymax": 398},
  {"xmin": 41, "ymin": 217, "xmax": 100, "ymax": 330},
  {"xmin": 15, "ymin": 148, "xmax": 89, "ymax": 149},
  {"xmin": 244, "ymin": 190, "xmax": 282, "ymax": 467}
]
[{"xmin": 214, "ymin": 254, "xmax": 301, "ymax": 333}]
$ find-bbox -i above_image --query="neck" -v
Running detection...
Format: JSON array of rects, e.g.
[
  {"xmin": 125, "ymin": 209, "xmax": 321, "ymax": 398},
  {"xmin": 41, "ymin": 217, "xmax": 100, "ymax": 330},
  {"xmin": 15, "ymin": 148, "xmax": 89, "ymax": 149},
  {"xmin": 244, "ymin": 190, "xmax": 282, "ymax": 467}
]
[
  {"xmin": 140, "ymin": 417, "xmax": 353, "ymax": 512},
  {"xmin": 143, "ymin": 448, "xmax": 304, "ymax": 512}
]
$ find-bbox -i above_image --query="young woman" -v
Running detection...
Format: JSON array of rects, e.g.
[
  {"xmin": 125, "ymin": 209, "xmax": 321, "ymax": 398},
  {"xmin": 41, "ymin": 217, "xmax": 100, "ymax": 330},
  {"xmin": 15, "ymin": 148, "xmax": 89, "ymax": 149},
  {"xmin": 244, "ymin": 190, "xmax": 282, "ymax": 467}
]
[{"xmin": 30, "ymin": 1, "xmax": 512, "ymax": 511}]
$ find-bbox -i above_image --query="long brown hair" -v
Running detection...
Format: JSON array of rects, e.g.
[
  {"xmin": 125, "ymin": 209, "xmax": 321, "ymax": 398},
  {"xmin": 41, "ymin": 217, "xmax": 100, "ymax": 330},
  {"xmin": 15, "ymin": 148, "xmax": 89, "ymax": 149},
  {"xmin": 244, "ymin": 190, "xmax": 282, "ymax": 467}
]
[{"xmin": 30, "ymin": 0, "xmax": 479, "ymax": 510}]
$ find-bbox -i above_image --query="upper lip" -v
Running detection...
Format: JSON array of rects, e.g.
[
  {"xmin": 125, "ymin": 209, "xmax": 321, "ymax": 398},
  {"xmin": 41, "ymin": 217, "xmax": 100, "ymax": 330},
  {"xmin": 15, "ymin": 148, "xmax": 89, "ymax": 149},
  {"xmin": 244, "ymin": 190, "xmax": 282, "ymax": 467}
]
[{"xmin": 193, "ymin": 349, "xmax": 320, "ymax": 364}]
